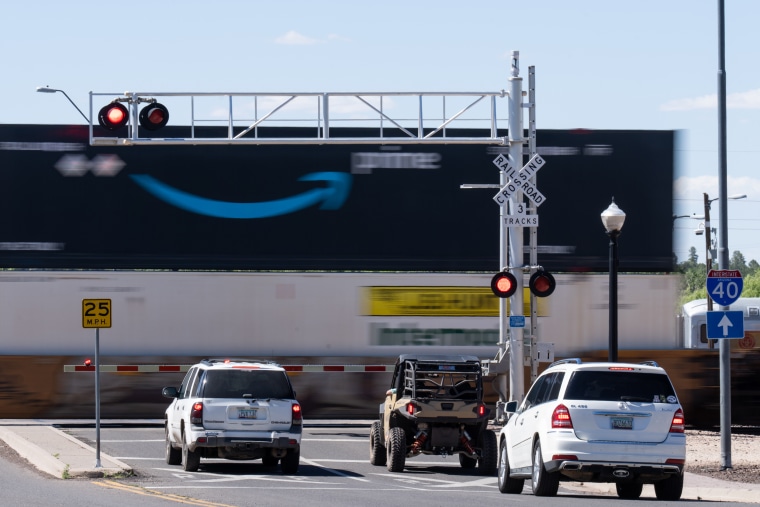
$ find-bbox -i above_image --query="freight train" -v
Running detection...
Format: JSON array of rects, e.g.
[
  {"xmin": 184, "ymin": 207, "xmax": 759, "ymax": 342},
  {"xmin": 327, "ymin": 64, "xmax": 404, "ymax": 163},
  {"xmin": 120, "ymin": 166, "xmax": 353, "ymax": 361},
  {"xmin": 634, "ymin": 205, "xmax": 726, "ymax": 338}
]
[{"xmin": 1, "ymin": 269, "xmax": 753, "ymax": 427}]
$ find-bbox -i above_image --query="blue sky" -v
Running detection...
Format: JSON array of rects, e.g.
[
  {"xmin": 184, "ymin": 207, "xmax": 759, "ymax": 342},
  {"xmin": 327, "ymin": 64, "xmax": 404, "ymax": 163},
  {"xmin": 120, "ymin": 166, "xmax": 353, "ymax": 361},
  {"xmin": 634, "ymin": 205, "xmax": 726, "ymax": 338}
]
[{"xmin": 2, "ymin": 0, "xmax": 759, "ymax": 264}]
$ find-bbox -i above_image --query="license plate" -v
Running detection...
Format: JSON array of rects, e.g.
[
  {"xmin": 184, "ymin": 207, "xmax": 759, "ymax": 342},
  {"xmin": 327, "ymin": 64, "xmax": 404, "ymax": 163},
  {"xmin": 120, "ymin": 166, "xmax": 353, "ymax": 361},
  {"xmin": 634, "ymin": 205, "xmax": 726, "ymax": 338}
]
[
  {"xmin": 611, "ymin": 416, "xmax": 633, "ymax": 429},
  {"xmin": 238, "ymin": 409, "xmax": 258, "ymax": 419}
]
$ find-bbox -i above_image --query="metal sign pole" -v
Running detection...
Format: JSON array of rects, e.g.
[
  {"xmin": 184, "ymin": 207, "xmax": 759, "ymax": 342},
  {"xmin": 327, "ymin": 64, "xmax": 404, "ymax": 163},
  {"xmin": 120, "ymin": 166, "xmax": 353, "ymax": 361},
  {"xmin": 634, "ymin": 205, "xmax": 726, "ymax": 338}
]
[
  {"xmin": 507, "ymin": 51, "xmax": 525, "ymax": 403},
  {"xmin": 95, "ymin": 327, "xmax": 102, "ymax": 468}
]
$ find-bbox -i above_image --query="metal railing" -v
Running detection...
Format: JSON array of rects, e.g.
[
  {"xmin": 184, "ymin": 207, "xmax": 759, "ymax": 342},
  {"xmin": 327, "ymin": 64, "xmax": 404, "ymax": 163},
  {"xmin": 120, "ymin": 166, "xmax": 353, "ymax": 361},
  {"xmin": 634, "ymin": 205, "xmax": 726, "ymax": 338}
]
[{"xmin": 88, "ymin": 91, "xmax": 510, "ymax": 146}]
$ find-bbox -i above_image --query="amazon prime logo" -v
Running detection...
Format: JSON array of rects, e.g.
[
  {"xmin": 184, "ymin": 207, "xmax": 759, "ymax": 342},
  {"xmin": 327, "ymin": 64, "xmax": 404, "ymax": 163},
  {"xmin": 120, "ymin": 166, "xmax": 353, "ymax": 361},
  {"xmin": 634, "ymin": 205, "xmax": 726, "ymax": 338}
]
[{"xmin": 130, "ymin": 172, "xmax": 352, "ymax": 219}]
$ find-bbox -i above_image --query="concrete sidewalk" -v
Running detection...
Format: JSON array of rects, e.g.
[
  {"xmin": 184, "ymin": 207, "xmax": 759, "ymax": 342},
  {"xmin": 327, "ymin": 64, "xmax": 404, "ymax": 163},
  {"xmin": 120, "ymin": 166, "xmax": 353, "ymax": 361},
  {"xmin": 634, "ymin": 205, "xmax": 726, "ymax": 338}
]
[
  {"xmin": 0, "ymin": 420, "xmax": 759, "ymax": 503},
  {"xmin": 0, "ymin": 420, "xmax": 132, "ymax": 478}
]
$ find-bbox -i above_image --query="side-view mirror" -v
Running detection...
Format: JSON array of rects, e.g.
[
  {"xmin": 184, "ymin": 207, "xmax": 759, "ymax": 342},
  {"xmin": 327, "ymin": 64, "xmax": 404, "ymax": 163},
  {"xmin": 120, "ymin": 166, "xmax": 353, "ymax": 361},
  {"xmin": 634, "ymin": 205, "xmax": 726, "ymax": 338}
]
[
  {"xmin": 505, "ymin": 400, "xmax": 518, "ymax": 413},
  {"xmin": 162, "ymin": 386, "xmax": 179, "ymax": 399}
]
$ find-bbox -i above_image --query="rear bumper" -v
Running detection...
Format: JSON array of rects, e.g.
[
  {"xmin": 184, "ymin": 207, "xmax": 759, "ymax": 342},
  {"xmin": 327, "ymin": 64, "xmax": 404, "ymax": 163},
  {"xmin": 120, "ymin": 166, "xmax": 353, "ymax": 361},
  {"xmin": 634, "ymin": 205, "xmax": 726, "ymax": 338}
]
[
  {"xmin": 187, "ymin": 428, "xmax": 301, "ymax": 452},
  {"xmin": 550, "ymin": 460, "xmax": 683, "ymax": 483}
]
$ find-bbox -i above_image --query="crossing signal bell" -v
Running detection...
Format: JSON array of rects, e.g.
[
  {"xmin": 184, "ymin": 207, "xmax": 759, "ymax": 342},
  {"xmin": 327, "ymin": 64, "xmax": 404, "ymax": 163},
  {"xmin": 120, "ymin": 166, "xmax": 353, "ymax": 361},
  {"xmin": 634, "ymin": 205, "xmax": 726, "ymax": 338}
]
[
  {"xmin": 529, "ymin": 269, "xmax": 556, "ymax": 297},
  {"xmin": 491, "ymin": 271, "xmax": 517, "ymax": 298},
  {"xmin": 98, "ymin": 101, "xmax": 170, "ymax": 131}
]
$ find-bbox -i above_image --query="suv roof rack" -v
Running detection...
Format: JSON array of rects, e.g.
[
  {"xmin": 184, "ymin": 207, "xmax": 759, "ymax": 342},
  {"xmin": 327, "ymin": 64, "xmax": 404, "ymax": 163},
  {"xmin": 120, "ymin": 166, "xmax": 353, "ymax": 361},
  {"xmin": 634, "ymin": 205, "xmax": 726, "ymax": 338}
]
[
  {"xmin": 201, "ymin": 358, "xmax": 281, "ymax": 366},
  {"xmin": 548, "ymin": 358, "xmax": 583, "ymax": 368}
]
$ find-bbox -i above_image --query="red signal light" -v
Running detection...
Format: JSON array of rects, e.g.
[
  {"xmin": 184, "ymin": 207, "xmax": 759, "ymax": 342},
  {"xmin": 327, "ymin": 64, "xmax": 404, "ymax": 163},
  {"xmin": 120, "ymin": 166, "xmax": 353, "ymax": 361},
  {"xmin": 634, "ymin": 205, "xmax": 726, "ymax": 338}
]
[
  {"xmin": 139, "ymin": 103, "xmax": 169, "ymax": 130},
  {"xmin": 490, "ymin": 271, "xmax": 517, "ymax": 298},
  {"xmin": 529, "ymin": 269, "xmax": 556, "ymax": 298},
  {"xmin": 98, "ymin": 103, "xmax": 129, "ymax": 130},
  {"xmin": 83, "ymin": 358, "xmax": 92, "ymax": 367}
]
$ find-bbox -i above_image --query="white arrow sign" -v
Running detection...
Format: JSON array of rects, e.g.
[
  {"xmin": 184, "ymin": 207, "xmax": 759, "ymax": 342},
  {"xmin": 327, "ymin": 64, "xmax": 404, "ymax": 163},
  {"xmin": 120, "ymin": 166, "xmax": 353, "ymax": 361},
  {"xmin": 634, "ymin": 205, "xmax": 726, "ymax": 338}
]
[
  {"xmin": 492, "ymin": 154, "xmax": 547, "ymax": 207},
  {"xmin": 718, "ymin": 314, "xmax": 734, "ymax": 336}
]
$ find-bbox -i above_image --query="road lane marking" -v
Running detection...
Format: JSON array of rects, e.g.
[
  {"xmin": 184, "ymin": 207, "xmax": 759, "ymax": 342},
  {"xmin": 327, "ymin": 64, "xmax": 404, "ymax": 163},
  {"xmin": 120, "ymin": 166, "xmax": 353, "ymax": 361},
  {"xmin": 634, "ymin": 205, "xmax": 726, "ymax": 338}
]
[{"xmin": 95, "ymin": 479, "xmax": 236, "ymax": 506}]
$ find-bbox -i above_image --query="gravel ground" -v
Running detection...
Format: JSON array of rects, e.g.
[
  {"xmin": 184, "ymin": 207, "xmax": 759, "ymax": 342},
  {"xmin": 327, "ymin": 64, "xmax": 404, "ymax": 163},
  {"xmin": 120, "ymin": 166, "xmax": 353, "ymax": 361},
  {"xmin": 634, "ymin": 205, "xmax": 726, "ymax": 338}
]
[{"xmin": 687, "ymin": 428, "xmax": 760, "ymax": 483}]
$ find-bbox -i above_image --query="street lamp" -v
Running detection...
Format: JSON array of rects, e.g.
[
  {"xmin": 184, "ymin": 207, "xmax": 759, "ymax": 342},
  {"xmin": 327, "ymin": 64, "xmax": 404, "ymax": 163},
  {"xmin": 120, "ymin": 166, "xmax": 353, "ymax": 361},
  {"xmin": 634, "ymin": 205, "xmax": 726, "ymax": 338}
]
[
  {"xmin": 35, "ymin": 86, "xmax": 90, "ymax": 123},
  {"xmin": 601, "ymin": 198, "xmax": 626, "ymax": 362}
]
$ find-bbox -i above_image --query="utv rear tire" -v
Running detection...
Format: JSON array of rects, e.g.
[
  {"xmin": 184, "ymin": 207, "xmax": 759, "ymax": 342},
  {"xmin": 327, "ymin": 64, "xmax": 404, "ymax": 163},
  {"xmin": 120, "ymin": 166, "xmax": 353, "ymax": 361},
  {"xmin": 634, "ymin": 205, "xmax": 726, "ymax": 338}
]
[
  {"xmin": 478, "ymin": 429, "xmax": 498, "ymax": 475},
  {"xmin": 387, "ymin": 426, "xmax": 406, "ymax": 472},
  {"xmin": 165, "ymin": 426, "xmax": 181, "ymax": 465},
  {"xmin": 459, "ymin": 453, "xmax": 477, "ymax": 469},
  {"xmin": 369, "ymin": 421, "xmax": 387, "ymax": 466}
]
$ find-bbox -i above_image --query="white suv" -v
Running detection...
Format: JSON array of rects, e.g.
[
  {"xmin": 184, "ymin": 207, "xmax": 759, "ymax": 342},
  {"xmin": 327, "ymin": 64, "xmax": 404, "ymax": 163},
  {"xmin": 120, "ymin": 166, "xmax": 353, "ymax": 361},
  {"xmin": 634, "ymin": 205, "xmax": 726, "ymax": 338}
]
[
  {"xmin": 162, "ymin": 359, "xmax": 303, "ymax": 473},
  {"xmin": 497, "ymin": 359, "xmax": 685, "ymax": 500}
]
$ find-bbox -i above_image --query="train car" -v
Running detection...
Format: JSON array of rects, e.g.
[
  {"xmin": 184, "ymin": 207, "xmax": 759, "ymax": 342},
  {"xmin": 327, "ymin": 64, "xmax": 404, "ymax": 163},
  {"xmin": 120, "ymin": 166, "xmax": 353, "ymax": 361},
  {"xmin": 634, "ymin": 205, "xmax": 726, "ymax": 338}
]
[{"xmin": 0, "ymin": 269, "xmax": 702, "ymax": 420}]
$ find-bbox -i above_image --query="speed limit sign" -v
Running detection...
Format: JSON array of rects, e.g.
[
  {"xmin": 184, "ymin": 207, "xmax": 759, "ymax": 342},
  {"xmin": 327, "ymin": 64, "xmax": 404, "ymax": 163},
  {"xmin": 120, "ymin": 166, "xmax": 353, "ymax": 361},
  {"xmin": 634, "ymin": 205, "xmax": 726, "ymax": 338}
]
[{"xmin": 706, "ymin": 269, "xmax": 743, "ymax": 306}]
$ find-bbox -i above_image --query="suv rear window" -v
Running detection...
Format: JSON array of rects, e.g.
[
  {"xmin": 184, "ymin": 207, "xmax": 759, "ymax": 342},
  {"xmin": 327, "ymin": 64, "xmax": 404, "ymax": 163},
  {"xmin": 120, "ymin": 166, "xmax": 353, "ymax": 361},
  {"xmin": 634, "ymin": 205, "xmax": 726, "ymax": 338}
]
[
  {"xmin": 201, "ymin": 369, "xmax": 294, "ymax": 399},
  {"xmin": 564, "ymin": 371, "xmax": 676, "ymax": 403}
]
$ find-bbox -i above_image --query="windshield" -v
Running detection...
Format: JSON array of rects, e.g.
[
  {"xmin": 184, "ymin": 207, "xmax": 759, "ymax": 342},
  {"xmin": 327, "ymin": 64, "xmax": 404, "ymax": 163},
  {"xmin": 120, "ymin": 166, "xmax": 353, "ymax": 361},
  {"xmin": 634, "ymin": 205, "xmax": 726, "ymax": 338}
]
[{"xmin": 202, "ymin": 369, "xmax": 294, "ymax": 399}]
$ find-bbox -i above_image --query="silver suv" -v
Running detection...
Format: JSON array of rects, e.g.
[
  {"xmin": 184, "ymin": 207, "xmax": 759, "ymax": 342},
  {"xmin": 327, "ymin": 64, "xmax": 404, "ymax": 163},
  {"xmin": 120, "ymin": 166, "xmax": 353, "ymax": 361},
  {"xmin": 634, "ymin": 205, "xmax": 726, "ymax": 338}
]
[
  {"xmin": 497, "ymin": 359, "xmax": 686, "ymax": 500},
  {"xmin": 162, "ymin": 358, "xmax": 303, "ymax": 473}
]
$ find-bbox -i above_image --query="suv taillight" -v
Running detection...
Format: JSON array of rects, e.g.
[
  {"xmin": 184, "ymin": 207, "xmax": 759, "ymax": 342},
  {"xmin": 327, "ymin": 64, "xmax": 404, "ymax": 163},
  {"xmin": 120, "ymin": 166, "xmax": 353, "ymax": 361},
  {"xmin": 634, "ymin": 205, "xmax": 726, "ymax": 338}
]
[
  {"xmin": 292, "ymin": 402, "xmax": 303, "ymax": 424},
  {"xmin": 551, "ymin": 404, "xmax": 573, "ymax": 428},
  {"xmin": 191, "ymin": 402, "xmax": 203, "ymax": 425},
  {"xmin": 670, "ymin": 408, "xmax": 685, "ymax": 433}
]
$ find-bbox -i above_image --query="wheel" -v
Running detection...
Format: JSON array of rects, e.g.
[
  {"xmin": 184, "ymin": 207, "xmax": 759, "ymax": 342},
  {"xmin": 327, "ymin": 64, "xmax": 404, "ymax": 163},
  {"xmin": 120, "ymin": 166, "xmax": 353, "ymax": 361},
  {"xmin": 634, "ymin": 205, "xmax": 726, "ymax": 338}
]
[
  {"xmin": 281, "ymin": 448, "xmax": 300, "ymax": 474},
  {"xmin": 531, "ymin": 440, "xmax": 559, "ymax": 496},
  {"xmin": 369, "ymin": 421, "xmax": 387, "ymax": 466},
  {"xmin": 616, "ymin": 482, "xmax": 643, "ymax": 499},
  {"xmin": 261, "ymin": 453, "xmax": 279, "ymax": 467},
  {"xmin": 165, "ymin": 425, "xmax": 181, "ymax": 465},
  {"xmin": 478, "ymin": 429, "xmax": 498, "ymax": 475},
  {"xmin": 386, "ymin": 426, "xmax": 406, "ymax": 472},
  {"xmin": 497, "ymin": 438, "xmax": 524, "ymax": 494},
  {"xmin": 459, "ymin": 453, "xmax": 477, "ymax": 469},
  {"xmin": 654, "ymin": 473, "xmax": 684, "ymax": 501},
  {"xmin": 181, "ymin": 429, "xmax": 200, "ymax": 472}
]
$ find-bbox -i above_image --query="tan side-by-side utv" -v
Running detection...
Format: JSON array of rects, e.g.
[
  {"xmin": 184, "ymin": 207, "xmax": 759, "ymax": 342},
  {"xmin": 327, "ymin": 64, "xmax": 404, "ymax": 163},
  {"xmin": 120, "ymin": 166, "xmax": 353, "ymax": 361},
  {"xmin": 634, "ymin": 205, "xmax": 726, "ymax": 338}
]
[{"xmin": 369, "ymin": 354, "xmax": 497, "ymax": 474}]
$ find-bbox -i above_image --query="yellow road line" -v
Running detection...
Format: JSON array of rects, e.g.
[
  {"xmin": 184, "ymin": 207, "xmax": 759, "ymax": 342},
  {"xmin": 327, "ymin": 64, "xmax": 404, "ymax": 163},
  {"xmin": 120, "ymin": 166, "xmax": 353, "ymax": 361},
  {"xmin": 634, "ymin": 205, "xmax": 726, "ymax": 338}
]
[{"xmin": 94, "ymin": 480, "xmax": 237, "ymax": 507}]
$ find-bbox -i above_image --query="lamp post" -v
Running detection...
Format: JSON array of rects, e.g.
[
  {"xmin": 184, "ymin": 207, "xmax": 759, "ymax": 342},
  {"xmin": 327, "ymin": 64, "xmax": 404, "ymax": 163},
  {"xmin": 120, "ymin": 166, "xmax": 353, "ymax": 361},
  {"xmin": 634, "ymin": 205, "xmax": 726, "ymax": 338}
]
[
  {"xmin": 601, "ymin": 198, "xmax": 626, "ymax": 362},
  {"xmin": 35, "ymin": 86, "xmax": 90, "ymax": 123}
]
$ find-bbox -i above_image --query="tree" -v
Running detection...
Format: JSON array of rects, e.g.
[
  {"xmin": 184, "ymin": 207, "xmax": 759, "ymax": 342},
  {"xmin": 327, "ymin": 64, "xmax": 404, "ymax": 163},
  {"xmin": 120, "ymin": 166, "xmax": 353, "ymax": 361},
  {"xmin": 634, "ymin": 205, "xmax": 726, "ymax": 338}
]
[
  {"xmin": 687, "ymin": 246, "xmax": 699, "ymax": 265},
  {"xmin": 730, "ymin": 250, "xmax": 748, "ymax": 273}
]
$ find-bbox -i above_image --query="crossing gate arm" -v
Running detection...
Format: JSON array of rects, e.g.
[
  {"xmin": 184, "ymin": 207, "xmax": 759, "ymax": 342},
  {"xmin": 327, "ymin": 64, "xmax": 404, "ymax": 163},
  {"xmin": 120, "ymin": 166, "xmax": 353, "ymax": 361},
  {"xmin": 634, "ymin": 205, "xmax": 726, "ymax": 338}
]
[{"xmin": 64, "ymin": 364, "xmax": 394, "ymax": 373}]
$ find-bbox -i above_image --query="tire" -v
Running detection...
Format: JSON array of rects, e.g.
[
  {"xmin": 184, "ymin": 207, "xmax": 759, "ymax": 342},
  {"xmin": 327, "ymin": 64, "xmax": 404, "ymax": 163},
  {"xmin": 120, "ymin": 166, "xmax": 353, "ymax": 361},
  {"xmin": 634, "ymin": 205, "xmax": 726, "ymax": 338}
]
[
  {"xmin": 531, "ymin": 440, "xmax": 559, "ymax": 496},
  {"xmin": 281, "ymin": 448, "xmax": 300, "ymax": 474},
  {"xmin": 386, "ymin": 426, "xmax": 406, "ymax": 472},
  {"xmin": 616, "ymin": 482, "xmax": 643, "ymax": 499},
  {"xmin": 478, "ymin": 429, "xmax": 498, "ymax": 475},
  {"xmin": 369, "ymin": 421, "xmax": 387, "ymax": 466},
  {"xmin": 654, "ymin": 473, "xmax": 684, "ymax": 501},
  {"xmin": 459, "ymin": 453, "xmax": 477, "ymax": 469},
  {"xmin": 165, "ymin": 425, "xmax": 181, "ymax": 465},
  {"xmin": 181, "ymin": 429, "xmax": 201, "ymax": 472},
  {"xmin": 261, "ymin": 454, "xmax": 279, "ymax": 467},
  {"xmin": 497, "ymin": 438, "xmax": 524, "ymax": 494}
]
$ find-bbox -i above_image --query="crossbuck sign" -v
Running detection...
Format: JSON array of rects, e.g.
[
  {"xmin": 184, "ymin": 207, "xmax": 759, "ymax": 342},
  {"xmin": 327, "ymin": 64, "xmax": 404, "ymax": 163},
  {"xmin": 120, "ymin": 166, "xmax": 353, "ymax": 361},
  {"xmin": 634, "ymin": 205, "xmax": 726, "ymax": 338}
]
[{"xmin": 492, "ymin": 154, "xmax": 547, "ymax": 206}]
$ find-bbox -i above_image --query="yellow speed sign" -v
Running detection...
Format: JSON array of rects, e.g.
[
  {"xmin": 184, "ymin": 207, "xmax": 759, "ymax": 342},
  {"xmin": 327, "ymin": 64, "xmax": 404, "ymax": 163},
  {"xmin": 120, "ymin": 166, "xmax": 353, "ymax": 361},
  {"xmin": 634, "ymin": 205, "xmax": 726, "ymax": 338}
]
[{"xmin": 82, "ymin": 299, "xmax": 111, "ymax": 328}]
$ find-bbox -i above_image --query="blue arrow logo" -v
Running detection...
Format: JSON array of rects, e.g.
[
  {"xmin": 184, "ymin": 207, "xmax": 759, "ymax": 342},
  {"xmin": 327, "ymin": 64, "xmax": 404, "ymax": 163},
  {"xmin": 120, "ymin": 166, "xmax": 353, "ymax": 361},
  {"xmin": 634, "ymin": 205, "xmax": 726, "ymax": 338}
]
[{"xmin": 130, "ymin": 172, "xmax": 351, "ymax": 219}]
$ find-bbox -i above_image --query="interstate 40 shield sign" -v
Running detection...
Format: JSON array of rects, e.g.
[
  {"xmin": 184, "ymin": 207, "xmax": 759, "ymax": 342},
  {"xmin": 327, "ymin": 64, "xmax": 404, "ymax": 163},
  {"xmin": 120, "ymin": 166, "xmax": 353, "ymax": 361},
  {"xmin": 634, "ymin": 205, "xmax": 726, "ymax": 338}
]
[{"xmin": 706, "ymin": 269, "xmax": 743, "ymax": 307}]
